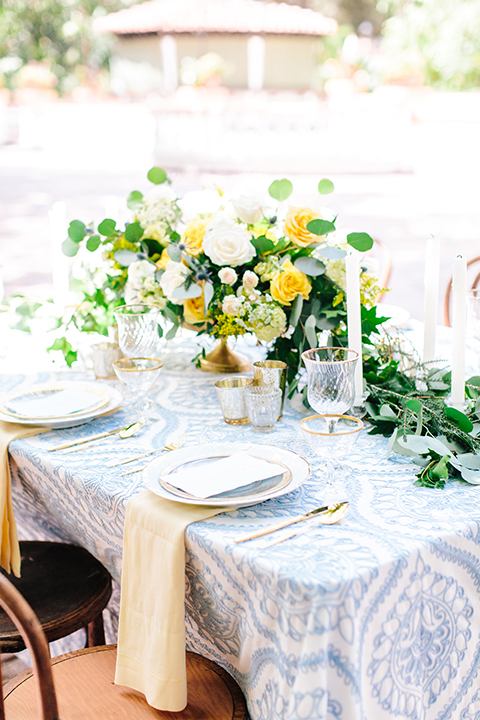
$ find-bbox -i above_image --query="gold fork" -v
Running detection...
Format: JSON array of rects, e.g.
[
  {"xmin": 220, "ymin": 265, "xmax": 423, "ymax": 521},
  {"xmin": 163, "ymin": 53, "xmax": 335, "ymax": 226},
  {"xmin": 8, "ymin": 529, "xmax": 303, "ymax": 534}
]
[{"xmin": 117, "ymin": 433, "xmax": 188, "ymax": 476}]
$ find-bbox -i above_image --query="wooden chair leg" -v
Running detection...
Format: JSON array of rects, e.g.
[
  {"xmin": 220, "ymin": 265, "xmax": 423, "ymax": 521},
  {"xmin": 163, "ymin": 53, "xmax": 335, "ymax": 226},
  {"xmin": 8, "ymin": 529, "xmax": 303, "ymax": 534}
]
[{"xmin": 86, "ymin": 613, "xmax": 105, "ymax": 647}]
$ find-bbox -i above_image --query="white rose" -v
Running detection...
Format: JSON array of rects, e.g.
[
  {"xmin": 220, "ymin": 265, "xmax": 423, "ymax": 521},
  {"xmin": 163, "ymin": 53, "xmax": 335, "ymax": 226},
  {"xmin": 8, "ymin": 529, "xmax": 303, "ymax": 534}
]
[
  {"xmin": 124, "ymin": 285, "xmax": 143, "ymax": 305},
  {"xmin": 243, "ymin": 270, "xmax": 258, "ymax": 289},
  {"xmin": 127, "ymin": 260, "xmax": 155, "ymax": 290},
  {"xmin": 218, "ymin": 267, "xmax": 238, "ymax": 285},
  {"xmin": 159, "ymin": 260, "xmax": 189, "ymax": 305},
  {"xmin": 231, "ymin": 192, "xmax": 269, "ymax": 225},
  {"xmin": 148, "ymin": 185, "xmax": 177, "ymax": 203},
  {"xmin": 203, "ymin": 219, "xmax": 256, "ymax": 267},
  {"xmin": 222, "ymin": 295, "xmax": 244, "ymax": 316}
]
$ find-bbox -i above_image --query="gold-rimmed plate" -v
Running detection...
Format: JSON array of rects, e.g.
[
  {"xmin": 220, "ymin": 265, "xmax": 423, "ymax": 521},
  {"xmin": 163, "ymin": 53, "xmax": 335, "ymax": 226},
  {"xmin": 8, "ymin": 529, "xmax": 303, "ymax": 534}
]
[
  {"xmin": 144, "ymin": 442, "xmax": 310, "ymax": 508},
  {"xmin": 0, "ymin": 382, "xmax": 110, "ymax": 420}
]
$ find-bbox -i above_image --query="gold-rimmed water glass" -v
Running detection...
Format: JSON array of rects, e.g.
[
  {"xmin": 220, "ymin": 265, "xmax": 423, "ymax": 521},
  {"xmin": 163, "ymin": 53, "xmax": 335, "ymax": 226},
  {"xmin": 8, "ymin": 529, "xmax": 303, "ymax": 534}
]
[
  {"xmin": 113, "ymin": 357, "xmax": 163, "ymax": 420},
  {"xmin": 300, "ymin": 414, "xmax": 363, "ymax": 503},
  {"xmin": 253, "ymin": 360, "xmax": 287, "ymax": 420}
]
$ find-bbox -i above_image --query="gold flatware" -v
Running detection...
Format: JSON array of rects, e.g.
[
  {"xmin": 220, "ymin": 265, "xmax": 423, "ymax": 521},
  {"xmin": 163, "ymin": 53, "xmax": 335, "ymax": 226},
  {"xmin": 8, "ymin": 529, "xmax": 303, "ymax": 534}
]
[
  {"xmin": 261, "ymin": 503, "xmax": 349, "ymax": 547},
  {"xmin": 118, "ymin": 434, "xmax": 189, "ymax": 476},
  {"xmin": 106, "ymin": 433, "xmax": 189, "ymax": 468},
  {"xmin": 234, "ymin": 501, "xmax": 348, "ymax": 544},
  {"xmin": 47, "ymin": 422, "xmax": 142, "ymax": 452}
]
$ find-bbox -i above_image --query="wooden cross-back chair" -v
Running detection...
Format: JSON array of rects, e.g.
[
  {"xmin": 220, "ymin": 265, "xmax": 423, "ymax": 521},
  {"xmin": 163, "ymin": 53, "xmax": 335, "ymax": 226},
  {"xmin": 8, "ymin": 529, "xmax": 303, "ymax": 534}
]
[
  {"xmin": 444, "ymin": 255, "xmax": 480, "ymax": 326},
  {"xmin": 0, "ymin": 571, "xmax": 250, "ymax": 719}
]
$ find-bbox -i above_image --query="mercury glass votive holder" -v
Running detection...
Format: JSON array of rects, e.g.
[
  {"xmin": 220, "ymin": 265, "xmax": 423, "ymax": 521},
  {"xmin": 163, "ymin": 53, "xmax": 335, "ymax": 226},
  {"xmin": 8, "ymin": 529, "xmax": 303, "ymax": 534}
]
[
  {"xmin": 215, "ymin": 376, "xmax": 254, "ymax": 425},
  {"xmin": 244, "ymin": 385, "xmax": 282, "ymax": 433},
  {"xmin": 253, "ymin": 360, "xmax": 287, "ymax": 420}
]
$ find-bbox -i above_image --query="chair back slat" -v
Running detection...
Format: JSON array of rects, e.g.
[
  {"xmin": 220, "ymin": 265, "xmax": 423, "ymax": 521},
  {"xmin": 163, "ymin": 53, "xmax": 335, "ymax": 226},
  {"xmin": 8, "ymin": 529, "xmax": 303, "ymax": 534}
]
[{"xmin": 0, "ymin": 574, "xmax": 59, "ymax": 720}]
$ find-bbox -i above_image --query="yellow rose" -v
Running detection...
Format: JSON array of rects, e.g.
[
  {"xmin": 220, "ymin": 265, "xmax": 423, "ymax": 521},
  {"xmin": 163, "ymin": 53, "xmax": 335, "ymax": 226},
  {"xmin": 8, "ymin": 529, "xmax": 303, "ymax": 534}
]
[
  {"xmin": 270, "ymin": 260, "xmax": 312, "ymax": 306},
  {"xmin": 156, "ymin": 247, "xmax": 171, "ymax": 270},
  {"xmin": 284, "ymin": 207, "xmax": 322, "ymax": 247},
  {"xmin": 183, "ymin": 293, "xmax": 207, "ymax": 325},
  {"xmin": 182, "ymin": 219, "xmax": 208, "ymax": 257}
]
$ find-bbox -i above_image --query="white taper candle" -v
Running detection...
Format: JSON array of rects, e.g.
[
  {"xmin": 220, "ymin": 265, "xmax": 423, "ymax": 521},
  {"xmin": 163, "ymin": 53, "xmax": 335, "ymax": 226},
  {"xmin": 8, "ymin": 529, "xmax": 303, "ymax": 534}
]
[
  {"xmin": 423, "ymin": 237, "xmax": 441, "ymax": 364},
  {"xmin": 345, "ymin": 249, "xmax": 363, "ymax": 404},
  {"xmin": 451, "ymin": 255, "xmax": 467, "ymax": 406}
]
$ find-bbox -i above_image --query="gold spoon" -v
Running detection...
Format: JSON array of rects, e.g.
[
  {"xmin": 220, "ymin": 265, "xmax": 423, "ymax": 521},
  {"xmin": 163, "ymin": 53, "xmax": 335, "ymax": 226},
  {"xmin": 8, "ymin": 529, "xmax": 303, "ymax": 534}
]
[{"xmin": 48, "ymin": 421, "xmax": 143, "ymax": 452}]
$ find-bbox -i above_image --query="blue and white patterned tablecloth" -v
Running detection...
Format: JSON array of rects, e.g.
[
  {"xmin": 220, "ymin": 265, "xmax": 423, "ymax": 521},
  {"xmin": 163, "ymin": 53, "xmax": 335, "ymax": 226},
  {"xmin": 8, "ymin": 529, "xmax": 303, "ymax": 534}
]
[{"xmin": 5, "ymin": 351, "xmax": 480, "ymax": 720}]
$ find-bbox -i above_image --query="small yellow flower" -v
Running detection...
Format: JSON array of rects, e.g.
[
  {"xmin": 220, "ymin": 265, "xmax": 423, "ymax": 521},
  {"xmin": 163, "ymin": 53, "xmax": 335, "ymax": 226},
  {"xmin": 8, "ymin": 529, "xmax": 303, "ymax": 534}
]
[
  {"xmin": 156, "ymin": 248, "xmax": 171, "ymax": 271},
  {"xmin": 284, "ymin": 207, "xmax": 322, "ymax": 247},
  {"xmin": 270, "ymin": 259, "xmax": 312, "ymax": 306},
  {"xmin": 182, "ymin": 219, "xmax": 208, "ymax": 257},
  {"xmin": 183, "ymin": 292, "xmax": 207, "ymax": 325}
]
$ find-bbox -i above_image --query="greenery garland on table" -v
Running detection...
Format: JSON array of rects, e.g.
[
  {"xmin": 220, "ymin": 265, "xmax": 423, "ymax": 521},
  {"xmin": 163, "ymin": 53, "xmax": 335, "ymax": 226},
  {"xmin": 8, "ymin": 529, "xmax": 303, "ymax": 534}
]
[{"xmin": 50, "ymin": 166, "xmax": 480, "ymax": 489}]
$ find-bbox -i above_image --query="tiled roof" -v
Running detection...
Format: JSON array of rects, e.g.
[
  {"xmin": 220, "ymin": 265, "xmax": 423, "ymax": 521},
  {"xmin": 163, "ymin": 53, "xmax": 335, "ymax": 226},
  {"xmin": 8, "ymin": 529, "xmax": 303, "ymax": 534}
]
[{"xmin": 94, "ymin": 0, "xmax": 337, "ymax": 37}]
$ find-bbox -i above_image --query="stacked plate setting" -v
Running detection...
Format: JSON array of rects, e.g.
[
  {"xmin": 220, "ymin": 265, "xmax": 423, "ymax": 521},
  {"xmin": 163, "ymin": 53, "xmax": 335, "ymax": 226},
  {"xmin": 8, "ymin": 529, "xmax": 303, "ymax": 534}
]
[{"xmin": 0, "ymin": 382, "xmax": 123, "ymax": 428}]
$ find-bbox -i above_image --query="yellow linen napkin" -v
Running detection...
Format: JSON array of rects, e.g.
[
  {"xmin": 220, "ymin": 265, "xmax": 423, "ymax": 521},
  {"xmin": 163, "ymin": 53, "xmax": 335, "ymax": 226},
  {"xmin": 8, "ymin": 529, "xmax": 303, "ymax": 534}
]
[
  {"xmin": 115, "ymin": 490, "xmax": 230, "ymax": 711},
  {"xmin": 0, "ymin": 421, "xmax": 48, "ymax": 576}
]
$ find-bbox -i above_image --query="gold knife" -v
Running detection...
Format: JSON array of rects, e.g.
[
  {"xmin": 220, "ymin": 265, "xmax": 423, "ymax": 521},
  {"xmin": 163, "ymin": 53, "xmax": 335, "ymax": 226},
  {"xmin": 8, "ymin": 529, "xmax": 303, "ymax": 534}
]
[{"xmin": 234, "ymin": 502, "xmax": 348, "ymax": 544}]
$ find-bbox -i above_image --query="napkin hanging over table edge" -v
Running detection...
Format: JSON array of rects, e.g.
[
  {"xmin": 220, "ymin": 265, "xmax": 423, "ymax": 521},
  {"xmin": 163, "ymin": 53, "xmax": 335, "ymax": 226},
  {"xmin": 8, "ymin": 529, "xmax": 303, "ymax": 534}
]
[
  {"xmin": 115, "ymin": 489, "xmax": 232, "ymax": 711},
  {"xmin": 0, "ymin": 422, "xmax": 49, "ymax": 576}
]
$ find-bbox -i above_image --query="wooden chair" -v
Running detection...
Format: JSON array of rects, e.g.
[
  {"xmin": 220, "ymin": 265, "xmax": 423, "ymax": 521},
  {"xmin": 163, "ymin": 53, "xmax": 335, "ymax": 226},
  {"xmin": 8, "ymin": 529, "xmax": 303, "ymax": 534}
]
[
  {"xmin": 0, "ymin": 541, "xmax": 112, "ymax": 653},
  {"xmin": 371, "ymin": 238, "xmax": 392, "ymax": 292},
  {"xmin": 443, "ymin": 255, "xmax": 480, "ymax": 326},
  {"xmin": 0, "ymin": 572, "xmax": 250, "ymax": 720}
]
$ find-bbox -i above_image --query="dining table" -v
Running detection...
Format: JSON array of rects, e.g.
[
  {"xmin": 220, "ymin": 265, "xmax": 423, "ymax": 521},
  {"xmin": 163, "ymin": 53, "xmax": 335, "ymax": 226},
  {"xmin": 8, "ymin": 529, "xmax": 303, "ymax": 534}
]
[{"xmin": 4, "ymin": 338, "xmax": 480, "ymax": 720}]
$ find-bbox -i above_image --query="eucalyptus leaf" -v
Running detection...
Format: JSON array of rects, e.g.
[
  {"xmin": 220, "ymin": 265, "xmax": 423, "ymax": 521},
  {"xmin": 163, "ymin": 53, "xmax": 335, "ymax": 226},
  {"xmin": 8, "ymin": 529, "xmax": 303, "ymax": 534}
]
[
  {"xmin": 460, "ymin": 467, "xmax": 480, "ymax": 484},
  {"xmin": 380, "ymin": 404, "xmax": 397, "ymax": 418},
  {"xmin": 61, "ymin": 238, "xmax": 79, "ymax": 257},
  {"xmin": 444, "ymin": 405, "xmax": 474, "ymax": 433},
  {"xmin": 315, "ymin": 246, "xmax": 346, "ymax": 260},
  {"xmin": 318, "ymin": 178, "xmax": 335, "ymax": 195},
  {"xmin": 86, "ymin": 235, "xmax": 101, "ymax": 252},
  {"xmin": 252, "ymin": 236, "xmax": 274, "ymax": 256},
  {"xmin": 305, "ymin": 314, "xmax": 317, "ymax": 349},
  {"xmin": 306, "ymin": 219, "xmax": 335, "ymax": 236},
  {"xmin": 163, "ymin": 306, "xmax": 180, "ymax": 324},
  {"xmin": 293, "ymin": 256, "xmax": 325, "ymax": 277},
  {"xmin": 451, "ymin": 453, "xmax": 480, "ymax": 470},
  {"xmin": 166, "ymin": 323, "xmax": 179, "ymax": 341},
  {"xmin": 405, "ymin": 398, "xmax": 422, "ymax": 414},
  {"xmin": 155, "ymin": 269, "xmax": 164, "ymax": 283},
  {"xmin": 172, "ymin": 283, "xmax": 203, "ymax": 301},
  {"xmin": 67, "ymin": 220, "xmax": 86, "ymax": 243},
  {"xmin": 167, "ymin": 245, "xmax": 182, "ymax": 262},
  {"xmin": 203, "ymin": 282, "xmax": 214, "ymax": 314},
  {"xmin": 386, "ymin": 427, "xmax": 398, "ymax": 458},
  {"xmin": 268, "ymin": 179, "xmax": 293, "ymax": 202},
  {"xmin": 113, "ymin": 249, "xmax": 138, "ymax": 267},
  {"xmin": 346, "ymin": 232, "xmax": 374, "ymax": 252},
  {"xmin": 396, "ymin": 435, "xmax": 431, "ymax": 455},
  {"xmin": 98, "ymin": 218, "xmax": 116, "ymax": 236},
  {"xmin": 125, "ymin": 222, "xmax": 143, "ymax": 243},
  {"xmin": 127, "ymin": 190, "xmax": 143, "ymax": 210},
  {"xmin": 147, "ymin": 167, "xmax": 167, "ymax": 185},
  {"xmin": 289, "ymin": 293, "xmax": 303, "ymax": 328}
]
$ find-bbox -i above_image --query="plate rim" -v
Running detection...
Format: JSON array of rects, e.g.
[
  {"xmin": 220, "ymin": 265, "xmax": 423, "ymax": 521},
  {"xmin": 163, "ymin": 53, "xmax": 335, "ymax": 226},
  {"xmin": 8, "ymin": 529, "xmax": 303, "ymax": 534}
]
[{"xmin": 143, "ymin": 441, "xmax": 310, "ymax": 507}]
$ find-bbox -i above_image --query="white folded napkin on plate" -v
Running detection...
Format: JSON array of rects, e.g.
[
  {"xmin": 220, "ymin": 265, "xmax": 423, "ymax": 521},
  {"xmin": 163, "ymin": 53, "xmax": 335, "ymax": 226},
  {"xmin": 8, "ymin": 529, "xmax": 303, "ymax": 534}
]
[
  {"xmin": 165, "ymin": 451, "xmax": 284, "ymax": 499},
  {"xmin": 5, "ymin": 386, "xmax": 102, "ymax": 418}
]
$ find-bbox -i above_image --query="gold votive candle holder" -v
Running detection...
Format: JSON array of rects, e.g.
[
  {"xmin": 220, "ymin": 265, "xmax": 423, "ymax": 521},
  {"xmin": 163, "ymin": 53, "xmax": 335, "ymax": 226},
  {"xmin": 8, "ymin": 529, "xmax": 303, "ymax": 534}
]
[
  {"xmin": 215, "ymin": 376, "xmax": 254, "ymax": 425},
  {"xmin": 253, "ymin": 360, "xmax": 287, "ymax": 420}
]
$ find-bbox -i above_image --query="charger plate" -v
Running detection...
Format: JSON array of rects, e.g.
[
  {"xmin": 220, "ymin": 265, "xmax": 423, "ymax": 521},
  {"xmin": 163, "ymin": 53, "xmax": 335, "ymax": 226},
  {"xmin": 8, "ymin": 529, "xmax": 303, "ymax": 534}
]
[
  {"xmin": 0, "ymin": 383, "xmax": 123, "ymax": 429},
  {"xmin": 144, "ymin": 442, "xmax": 310, "ymax": 508},
  {"xmin": 0, "ymin": 382, "xmax": 110, "ymax": 420}
]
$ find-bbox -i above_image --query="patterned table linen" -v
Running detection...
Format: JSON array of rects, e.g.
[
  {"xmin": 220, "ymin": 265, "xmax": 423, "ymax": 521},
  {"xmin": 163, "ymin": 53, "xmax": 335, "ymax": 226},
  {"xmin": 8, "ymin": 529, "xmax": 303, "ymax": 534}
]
[{"xmin": 5, "ymin": 359, "xmax": 480, "ymax": 720}]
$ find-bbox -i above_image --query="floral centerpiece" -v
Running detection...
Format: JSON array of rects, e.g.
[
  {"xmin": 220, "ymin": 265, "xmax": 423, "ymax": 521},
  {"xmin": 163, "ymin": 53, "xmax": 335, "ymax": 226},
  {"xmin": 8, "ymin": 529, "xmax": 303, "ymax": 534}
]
[{"xmin": 58, "ymin": 168, "xmax": 384, "ymax": 391}]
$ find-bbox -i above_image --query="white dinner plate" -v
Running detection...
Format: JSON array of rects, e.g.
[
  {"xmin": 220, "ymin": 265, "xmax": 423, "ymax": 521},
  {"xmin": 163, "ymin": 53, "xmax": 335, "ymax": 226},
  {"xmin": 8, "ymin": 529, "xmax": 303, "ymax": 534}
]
[
  {"xmin": 0, "ymin": 382, "xmax": 123, "ymax": 429},
  {"xmin": 0, "ymin": 382, "xmax": 110, "ymax": 420},
  {"xmin": 143, "ymin": 442, "xmax": 310, "ymax": 508}
]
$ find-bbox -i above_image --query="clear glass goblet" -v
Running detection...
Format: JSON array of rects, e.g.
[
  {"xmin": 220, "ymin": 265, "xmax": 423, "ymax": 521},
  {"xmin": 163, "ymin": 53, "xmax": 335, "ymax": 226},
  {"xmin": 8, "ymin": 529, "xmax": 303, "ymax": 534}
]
[
  {"xmin": 300, "ymin": 414, "xmax": 363, "ymax": 503},
  {"xmin": 301, "ymin": 347, "xmax": 358, "ymax": 432},
  {"xmin": 113, "ymin": 357, "xmax": 163, "ymax": 420},
  {"xmin": 114, "ymin": 304, "xmax": 161, "ymax": 358}
]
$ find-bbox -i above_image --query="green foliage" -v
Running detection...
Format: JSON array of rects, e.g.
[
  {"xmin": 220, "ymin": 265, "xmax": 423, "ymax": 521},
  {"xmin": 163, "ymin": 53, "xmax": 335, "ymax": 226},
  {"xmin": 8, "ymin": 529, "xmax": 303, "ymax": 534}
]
[
  {"xmin": 347, "ymin": 232, "xmax": 374, "ymax": 252},
  {"xmin": 47, "ymin": 337, "xmax": 77, "ymax": 367},
  {"xmin": 318, "ymin": 179, "xmax": 335, "ymax": 195},
  {"xmin": 306, "ymin": 219, "xmax": 336, "ymax": 236},
  {"xmin": 147, "ymin": 167, "xmax": 168, "ymax": 185},
  {"xmin": 268, "ymin": 179, "xmax": 293, "ymax": 202}
]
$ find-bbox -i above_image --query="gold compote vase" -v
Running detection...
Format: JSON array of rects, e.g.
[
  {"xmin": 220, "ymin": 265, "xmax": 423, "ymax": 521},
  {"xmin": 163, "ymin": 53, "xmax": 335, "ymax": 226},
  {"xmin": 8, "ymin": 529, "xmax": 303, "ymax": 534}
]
[{"xmin": 199, "ymin": 337, "xmax": 251, "ymax": 374}]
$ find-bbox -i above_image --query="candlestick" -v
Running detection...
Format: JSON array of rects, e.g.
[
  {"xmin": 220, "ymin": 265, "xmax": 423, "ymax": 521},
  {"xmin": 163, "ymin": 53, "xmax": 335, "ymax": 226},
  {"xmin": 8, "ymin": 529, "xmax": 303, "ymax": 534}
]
[
  {"xmin": 451, "ymin": 255, "xmax": 467, "ymax": 406},
  {"xmin": 423, "ymin": 237, "xmax": 440, "ymax": 364},
  {"xmin": 345, "ymin": 249, "xmax": 363, "ymax": 404}
]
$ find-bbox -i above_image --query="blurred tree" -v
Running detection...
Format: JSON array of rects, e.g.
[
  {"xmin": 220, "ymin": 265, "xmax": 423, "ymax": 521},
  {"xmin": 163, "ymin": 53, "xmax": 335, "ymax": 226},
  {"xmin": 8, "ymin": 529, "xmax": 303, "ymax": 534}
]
[
  {"xmin": 379, "ymin": 0, "xmax": 480, "ymax": 89},
  {"xmin": 269, "ymin": 0, "xmax": 386, "ymax": 35},
  {"xmin": 0, "ymin": 0, "xmax": 127, "ymax": 93}
]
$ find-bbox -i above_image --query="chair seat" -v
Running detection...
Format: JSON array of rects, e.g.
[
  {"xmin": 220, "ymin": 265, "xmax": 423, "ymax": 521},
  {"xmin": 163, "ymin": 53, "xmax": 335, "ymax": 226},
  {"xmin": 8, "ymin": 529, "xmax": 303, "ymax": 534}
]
[
  {"xmin": 0, "ymin": 541, "xmax": 112, "ymax": 653},
  {"xmin": 4, "ymin": 645, "xmax": 250, "ymax": 719}
]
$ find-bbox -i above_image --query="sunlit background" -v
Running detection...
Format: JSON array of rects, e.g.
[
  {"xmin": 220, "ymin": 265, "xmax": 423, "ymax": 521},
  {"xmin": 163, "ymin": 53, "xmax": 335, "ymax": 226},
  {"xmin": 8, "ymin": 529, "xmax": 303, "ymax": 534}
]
[{"xmin": 1, "ymin": 0, "xmax": 479, "ymax": 325}]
